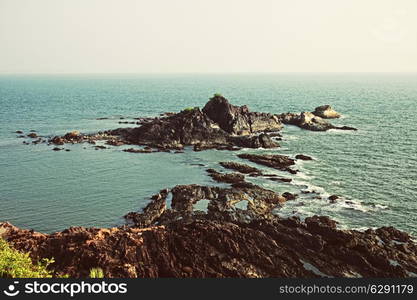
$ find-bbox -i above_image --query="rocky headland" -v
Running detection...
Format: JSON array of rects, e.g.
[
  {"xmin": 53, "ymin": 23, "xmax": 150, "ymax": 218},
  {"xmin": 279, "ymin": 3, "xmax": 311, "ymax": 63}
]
[{"xmin": 6, "ymin": 95, "xmax": 417, "ymax": 278}]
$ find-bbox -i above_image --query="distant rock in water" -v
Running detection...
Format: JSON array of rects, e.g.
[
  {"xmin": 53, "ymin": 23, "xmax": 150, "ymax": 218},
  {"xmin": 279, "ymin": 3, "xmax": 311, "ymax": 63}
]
[
  {"xmin": 113, "ymin": 96, "xmax": 282, "ymax": 151},
  {"xmin": 295, "ymin": 154, "xmax": 313, "ymax": 160},
  {"xmin": 312, "ymin": 105, "xmax": 341, "ymax": 119},
  {"xmin": 278, "ymin": 111, "xmax": 356, "ymax": 131}
]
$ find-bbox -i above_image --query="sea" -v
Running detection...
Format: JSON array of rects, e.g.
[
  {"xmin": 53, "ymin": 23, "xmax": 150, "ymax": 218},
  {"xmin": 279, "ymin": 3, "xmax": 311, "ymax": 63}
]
[{"xmin": 0, "ymin": 73, "xmax": 416, "ymax": 234}]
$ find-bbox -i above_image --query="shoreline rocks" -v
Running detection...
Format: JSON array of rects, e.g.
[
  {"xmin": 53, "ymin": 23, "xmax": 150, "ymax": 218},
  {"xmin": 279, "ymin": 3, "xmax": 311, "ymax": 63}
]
[{"xmin": 2, "ymin": 207, "xmax": 416, "ymax": 278}]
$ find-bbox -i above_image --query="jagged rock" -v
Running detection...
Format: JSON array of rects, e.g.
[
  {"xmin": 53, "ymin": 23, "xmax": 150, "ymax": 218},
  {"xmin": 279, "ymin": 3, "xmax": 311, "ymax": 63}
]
[
  {"xmin": 295, "ymin": 154, "xmax": 313, "ymax": 160},
  {"xmin": 237, "ymin": 153, "xmax": 296, "ymax": 174},
  {"xmin": 278, "ymin": 111, "xmax": 357, "ymax": 132},
  {"xmin": 229, "ymin": 133, "xmax": 279, "ymax": 149},
  {"xmin": 202, "ymin": 95, "xmax": 282, "ymax": 135},
  {"xmin": 219, "ymin": 162, "xmax": 262, "ymax": 174},
  {"xmin": 278, "ymin": 112, "xmax": 335, "ymax": 131},
  {"xmin": 312, "ymin": 105, "xmax": 341, "ymax": 119},
  {"xmin": 2, "ymin": 213, "xmax": 416, "ymax": 278},
  {"xmin": 27, "ymin": 133, "xmax": 38, "ymax": 138},
  {"xmin": 15, "ymin": 130, "xmax": 23, "ymax": 134},
  {"xmin": 206, "ymin": 169, "xmax": 245, "ymax": 184},
  {"xmin": 114, "ymin": 99, "xmax": 280, "ymax": 150}
]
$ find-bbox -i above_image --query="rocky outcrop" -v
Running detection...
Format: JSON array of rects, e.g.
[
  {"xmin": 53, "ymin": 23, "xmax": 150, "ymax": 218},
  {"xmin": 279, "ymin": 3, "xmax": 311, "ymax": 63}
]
[
  {"xmin": 113, "ymin": 103, "xmax": 280, "ymax": 150},
  {"xmin": 206, "ymin": 169, "xmax": 245, "ymax": 184},
  {"xmin": 202, "ymin": 95, "xmax": 283, "ymax": 135},
  {"xmin": 278, "ymin": 111, "xmax": 357, "ymax": 131},
  {"xmin": 312, "ymin": 105, "xmax": 341, "ymax": 119},
  {"xmin": 237, "ymin": 153, "xmax": 297, "ymax": 174},
  {"xmin": 219, "ymin": 162, "xmax": 262, "ymax": 175}
]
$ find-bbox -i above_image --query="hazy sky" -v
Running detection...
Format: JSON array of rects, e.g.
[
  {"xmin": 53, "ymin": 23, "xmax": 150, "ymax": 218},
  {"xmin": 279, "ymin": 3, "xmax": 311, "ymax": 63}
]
[{"xmin": 0, "ymin": 0, "xmax": 416, "ymax": 73}]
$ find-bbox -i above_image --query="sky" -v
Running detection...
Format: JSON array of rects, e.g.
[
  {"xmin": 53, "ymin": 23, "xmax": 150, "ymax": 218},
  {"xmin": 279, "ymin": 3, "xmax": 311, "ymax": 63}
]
[{"xmin": 0, "ymin": 0, "xmax": 416, "ymax": 73}]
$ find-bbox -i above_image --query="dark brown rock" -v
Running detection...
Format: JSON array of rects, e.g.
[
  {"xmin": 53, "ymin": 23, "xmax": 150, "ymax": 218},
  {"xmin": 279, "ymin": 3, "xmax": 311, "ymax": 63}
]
[
  {"xmin": 202, "ymin": 95, "xmax": 282, "ymax": 135},
  {"xmin": 237, "ymin": 153, "xmax": 296, "ymax": 174},
  {"xmin": 206, "ymin": 169, "xmax": 245, "ymax": 184},
  {"xmin": 312, "ymin": 105, "xmax": 341, "ymax": 119},
  {"xmin": 295, "ymin": 154, "xmax": 313, "ymax": 160},
  {"xmin": 219, "ymin": 161, "xmax": 262, "ymax": 174}
]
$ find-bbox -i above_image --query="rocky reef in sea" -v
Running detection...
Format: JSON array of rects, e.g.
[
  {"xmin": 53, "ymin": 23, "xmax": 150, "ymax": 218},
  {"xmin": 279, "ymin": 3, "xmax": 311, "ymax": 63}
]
[
  {"xmin": 6, "ymin": 95, "xmax": 417, "ymax": 278},
  {"xmin": 19, "ymin": 95, "xmax": 356, "ymax": 152}
]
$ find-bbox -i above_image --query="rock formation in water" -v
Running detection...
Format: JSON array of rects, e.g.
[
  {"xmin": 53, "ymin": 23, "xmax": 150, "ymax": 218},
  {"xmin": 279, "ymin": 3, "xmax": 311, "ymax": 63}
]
[
  {"xmin": 312, "ymin": 105, "xmax": 341, "ymax": 119},
  {"xmin": 237, "ymin": 153, "xmax": 297, "ymax": 174},
  {"xmin": 277, "ymin": 112, "xmax": 357, "ymax": 131},
  {"xmin": 202, "ymin": 95, "xmax": 283, "ymax": 135},
  {"xmin": 47, "ymin": 95, "xmax": 282, "ymax": 151}
]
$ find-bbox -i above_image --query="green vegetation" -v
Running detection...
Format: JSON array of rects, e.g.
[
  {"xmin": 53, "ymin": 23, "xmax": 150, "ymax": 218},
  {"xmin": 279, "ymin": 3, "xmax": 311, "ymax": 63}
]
[
  {"xmin": 182, "ymin": 107, "xmax": 195, "ymax": 112},
  {"xmin": 0, "ymin": 238, "xmax": 54, "ymax": 278},
  {"xmin": 89, "ymin": 268, "xmax": 104, "ymax": 278},
  {"xmin": 213, "ymin": 93, "xmax": 223, "ymax": 97}
]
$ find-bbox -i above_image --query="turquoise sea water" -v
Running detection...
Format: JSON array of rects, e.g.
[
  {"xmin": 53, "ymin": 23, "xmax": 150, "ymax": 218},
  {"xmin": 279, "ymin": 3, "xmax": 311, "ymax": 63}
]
[{"xmin": 0, "ymin": 73, "xmax": 416, "ymax": 234}]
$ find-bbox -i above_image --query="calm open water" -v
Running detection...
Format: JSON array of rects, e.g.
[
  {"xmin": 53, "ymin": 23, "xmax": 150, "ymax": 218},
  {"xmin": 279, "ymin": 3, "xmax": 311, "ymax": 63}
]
[{"xmin": 0, "ymin": 73, "xmax": 416, "ymax": 234}]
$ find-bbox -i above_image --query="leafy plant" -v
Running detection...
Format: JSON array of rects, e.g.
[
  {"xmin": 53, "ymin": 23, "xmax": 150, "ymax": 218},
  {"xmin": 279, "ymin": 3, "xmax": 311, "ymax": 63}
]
[
  {"xmin": 182, "ymin": 107, "xmax": 195, "ymax": 112},
  {"xmin": 0, "ymin": 238, "xmax": 54, "ymax": 278},
  {"xmin": 89, "ymin": 268, "xmax": 104, "ymax": 278},
  {"xmin": 213, "ymin": 93, "xmax": 223, "ymax": 97}
]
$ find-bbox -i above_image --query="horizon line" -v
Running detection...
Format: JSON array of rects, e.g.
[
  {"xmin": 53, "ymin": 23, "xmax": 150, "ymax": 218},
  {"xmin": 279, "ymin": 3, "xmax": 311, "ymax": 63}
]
[{"xmin": 1, "ymin": 71, "xmax": 417, "ymax": 76}]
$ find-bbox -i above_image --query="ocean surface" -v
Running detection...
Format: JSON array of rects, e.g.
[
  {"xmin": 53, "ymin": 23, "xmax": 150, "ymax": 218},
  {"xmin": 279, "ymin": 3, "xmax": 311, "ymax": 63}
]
[{"xmin": 0, "ymin": 73, "xmax": 416, "ymax": 234}]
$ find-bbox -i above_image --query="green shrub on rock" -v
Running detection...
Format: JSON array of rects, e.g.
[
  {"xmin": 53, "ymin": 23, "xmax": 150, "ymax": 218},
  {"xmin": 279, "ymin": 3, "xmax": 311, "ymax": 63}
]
[{"xmin": 0, "ymin": 238, "xmax": 54, "ymax": 278}]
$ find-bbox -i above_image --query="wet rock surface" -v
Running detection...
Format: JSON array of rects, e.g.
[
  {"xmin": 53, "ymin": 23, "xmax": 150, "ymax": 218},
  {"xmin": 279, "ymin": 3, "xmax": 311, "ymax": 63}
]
[
  {"xmin": 237, "ymin": 153, "xmax": 297, "ymax": 174},
  {"xmin": 219, "ymin": 161, "xmax": 262, "ymax": 175}
]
